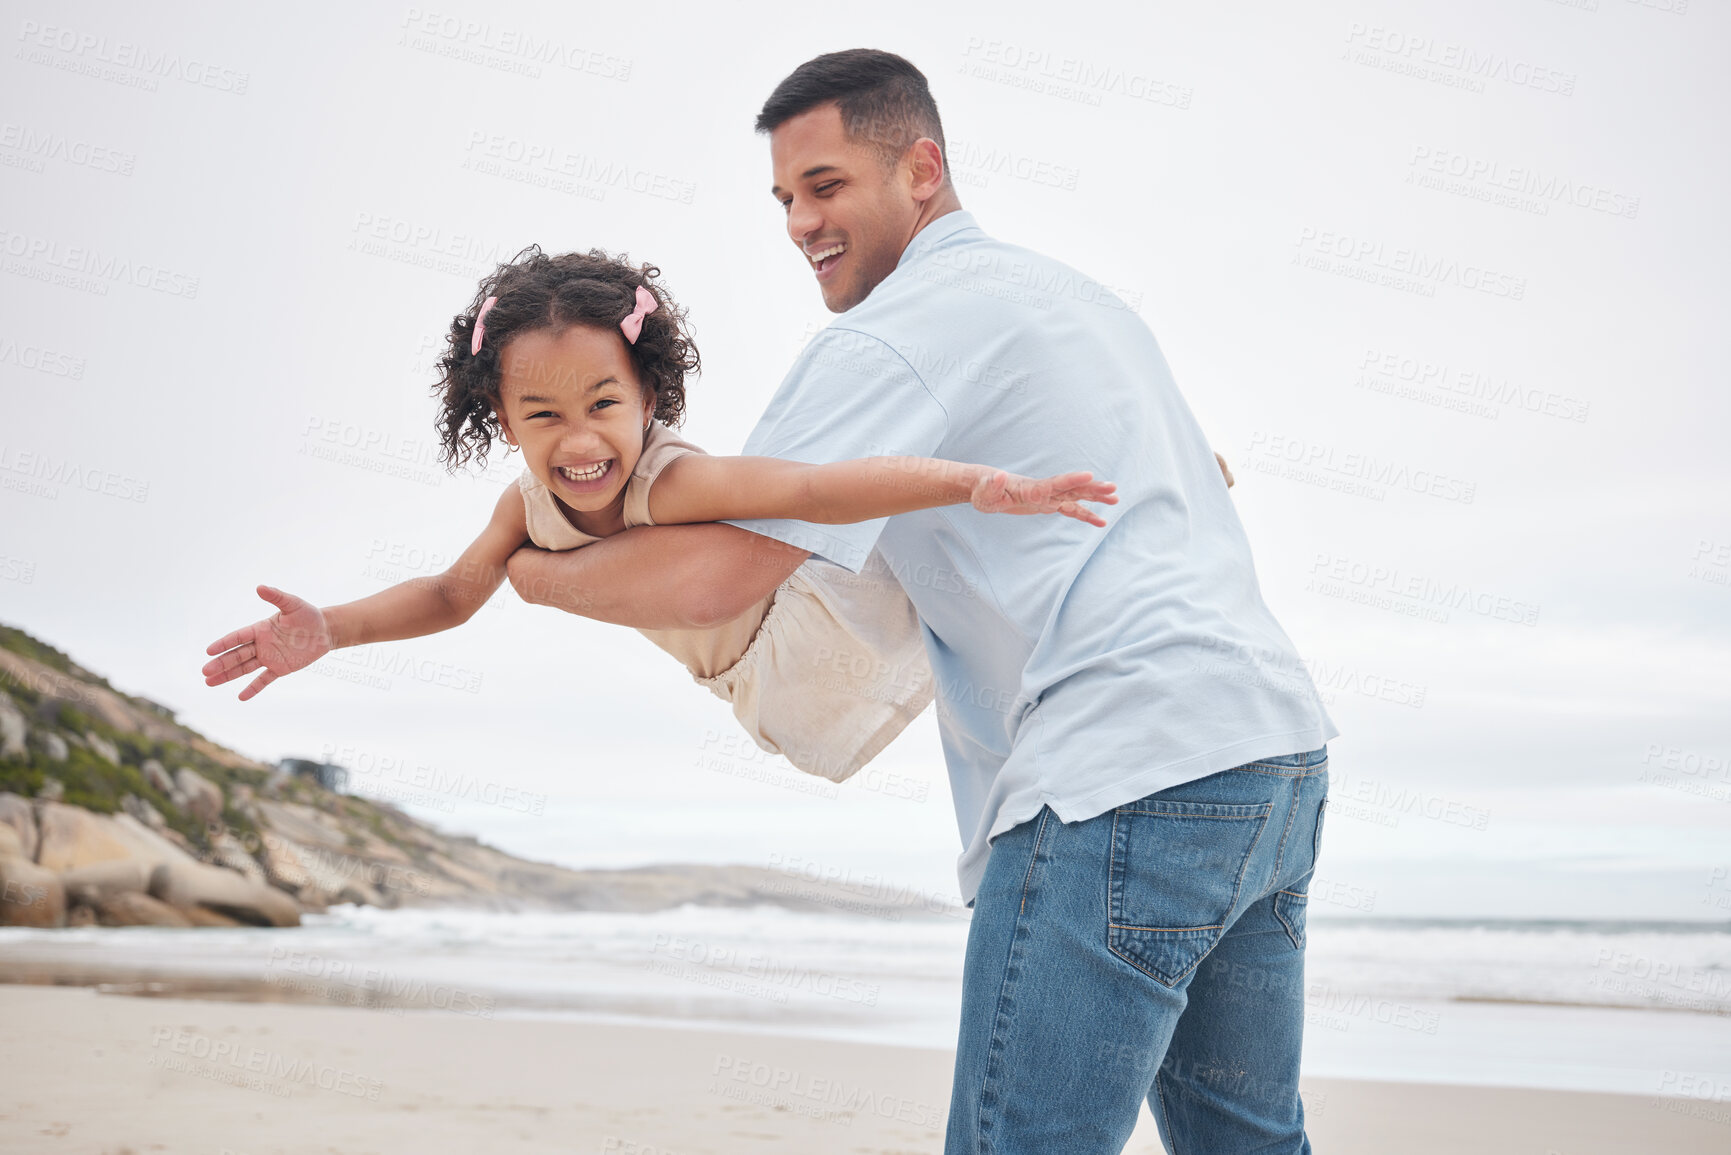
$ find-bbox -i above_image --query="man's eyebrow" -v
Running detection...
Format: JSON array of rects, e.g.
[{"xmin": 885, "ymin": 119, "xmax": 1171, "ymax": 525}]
[{"xmin": 771, "ymin": 164, "xmax": 840, "ymax": 197}]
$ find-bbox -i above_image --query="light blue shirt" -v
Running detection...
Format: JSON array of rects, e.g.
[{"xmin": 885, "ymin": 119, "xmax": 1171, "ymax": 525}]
[{"xmin": 725, "ymin": 211, "xmax": 1338, "ymax": 903}]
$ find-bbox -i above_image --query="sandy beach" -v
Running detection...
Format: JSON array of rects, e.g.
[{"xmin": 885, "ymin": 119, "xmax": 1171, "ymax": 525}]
[{"xmin": 0, "ymin": 984, "xmax": 1724, "ymax": 1154}]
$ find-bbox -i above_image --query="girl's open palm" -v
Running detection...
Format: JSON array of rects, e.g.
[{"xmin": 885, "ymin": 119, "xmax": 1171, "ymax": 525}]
[
  {"xmin": 970, "ymin": 469, "xmax": 1118, "ymax": 527},
  {"xmin": 202, "ymin": 585, "xmax": 333, "ymax": 701}
]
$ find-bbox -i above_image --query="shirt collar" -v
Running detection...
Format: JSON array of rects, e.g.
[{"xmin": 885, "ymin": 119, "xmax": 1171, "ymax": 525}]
[{"xmin": 895, "ymin": 209, "xmax": 982, "ymax": 270}]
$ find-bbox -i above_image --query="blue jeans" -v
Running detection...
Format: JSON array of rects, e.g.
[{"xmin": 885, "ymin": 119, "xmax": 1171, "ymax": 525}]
[{"xmin": 945, "ymin": 748, "xmax": 1329, "ymax": 1154}]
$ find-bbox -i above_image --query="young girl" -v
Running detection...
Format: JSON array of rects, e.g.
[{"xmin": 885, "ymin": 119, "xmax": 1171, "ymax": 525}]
[{"xmin": 203, "ymin": 246, "xmax": 1116, "ymax": 781}]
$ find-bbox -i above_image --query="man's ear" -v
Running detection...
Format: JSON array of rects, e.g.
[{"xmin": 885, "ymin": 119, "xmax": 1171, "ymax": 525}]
[{"xmin": 906, "ymin": 137, "xmax": 946, "ymax": 203}]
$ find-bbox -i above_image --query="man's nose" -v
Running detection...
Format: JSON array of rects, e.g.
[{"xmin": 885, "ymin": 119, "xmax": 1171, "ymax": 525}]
[{"xmin": 787, "ymin": 196, "xmax": 822, "ymax": 247}]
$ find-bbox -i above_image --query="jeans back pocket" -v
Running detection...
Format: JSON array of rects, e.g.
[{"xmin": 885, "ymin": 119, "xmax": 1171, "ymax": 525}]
[
  {"xmin": 1107, "ymin": 799, "xmax": 1272, "ymax": 987},
  {"xmin": 1274, "ymin": 796, "xmax": 1328, "ymax": 950}
]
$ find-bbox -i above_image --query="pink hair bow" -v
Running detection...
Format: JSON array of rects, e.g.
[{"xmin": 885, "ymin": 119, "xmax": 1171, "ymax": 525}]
[
  {"xmin": 620, "ymin": 285, "xmax": 658, "ymax": 345},
  {"xmin": 470, "ymin": 296, "xmax": 498, "ymax": 355}
]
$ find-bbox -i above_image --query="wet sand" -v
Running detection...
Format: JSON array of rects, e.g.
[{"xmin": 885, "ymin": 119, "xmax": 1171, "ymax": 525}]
[{"xmin": 0, "ymin": 984, "xmax": 1724, "ymax": 1154}]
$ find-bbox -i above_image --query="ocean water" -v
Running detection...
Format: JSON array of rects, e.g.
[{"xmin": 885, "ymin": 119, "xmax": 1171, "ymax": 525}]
[{"xmin": 3, "ymin": 906, "xmax": 1727, "ymax": 1097}]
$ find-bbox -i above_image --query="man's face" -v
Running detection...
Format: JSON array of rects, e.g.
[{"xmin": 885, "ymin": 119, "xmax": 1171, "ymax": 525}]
[{"xmin": 770, "ymin": 102, "xmax": 919, "ymax": 313}]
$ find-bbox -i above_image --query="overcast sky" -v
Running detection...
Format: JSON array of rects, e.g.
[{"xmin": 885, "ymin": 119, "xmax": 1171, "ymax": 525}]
[{"xmin": 3, "ymin": 0, "xmax": 1726, "ymax": 919}]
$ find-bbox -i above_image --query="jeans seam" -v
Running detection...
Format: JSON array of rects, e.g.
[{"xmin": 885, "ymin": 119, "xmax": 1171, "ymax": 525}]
[
  {"xmin": 1235, "ymin": 757, "xmax": 1330, "ymax": 779},
  {"xmin": 977, "ymin": 808, "xmax": 1050, "ymax": 1153},
  {"xmin": 1274, "ymin": 890, "xmax": 1307, "ymax": 951},
  {"xmin": 1154, "ymin": 1071, "xmax": 1186, "ymax": 1155},
  {"xmin": 1268, "ymin": 777, "xmax": 1302, "ymax": 885}
]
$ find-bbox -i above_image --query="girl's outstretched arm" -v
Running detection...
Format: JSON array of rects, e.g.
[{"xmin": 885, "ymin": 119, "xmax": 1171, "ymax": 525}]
[
  {"xmin": 202, "ymin": 487, "xmax": 529, "ymax": 700},
  {"xmin": 646, "ymin": 455, "xmax": 1118, "ymax": 529}
]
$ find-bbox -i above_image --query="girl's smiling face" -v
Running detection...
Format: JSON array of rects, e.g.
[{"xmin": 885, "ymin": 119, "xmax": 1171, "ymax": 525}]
[{"xmin": 495, "ymin": 324, "xmax": 655, "ymax": 535}]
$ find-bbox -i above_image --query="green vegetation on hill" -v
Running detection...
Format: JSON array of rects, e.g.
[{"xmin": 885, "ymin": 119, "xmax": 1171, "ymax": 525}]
[
  {"xmin": 0, "ymin": 621, "xmax": 435, "ymax": 870},
  {"xmin": 0, "ymin": 623, "xmax": 274, "ymax": 852},
  {"xmin": 0, "ymin": 623, "xmax": 113, "ymax": 689}
]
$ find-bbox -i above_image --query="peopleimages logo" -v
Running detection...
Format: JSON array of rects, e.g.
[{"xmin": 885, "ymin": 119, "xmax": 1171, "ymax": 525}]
[
  {"xmin": 1244, "ymin": 431, "xmax": 1477, "ymax": 505},
  {"xmin": 0, "ymin": 227, "xmax": 200, "ymax": 298},
  {"xmin": 0, "ymin": 122, "xmax": 136, "ymax": 175},
  {"xmin": 1355, "ymin": 347, "xmax": 1590, "ymax": 424},
  {"xmin": 0, "ymin": 444, "xmax": 148, "ymax": 502},
  {"xmin": 1294, "ymin": 227, "xmax": 1526, "ymax": 301},
  {"xmin": 0, "ymin": 334, "xmax": 85, "ymax": 379},
  {"xmin": 398, "ymin": 8, "xmax": 632, "ymax": 80},
  {"xmin": 1407, "ymin": 146, "xmax": 1640, "ymax": 220},
  {"xmin": 14, "ymin": 20, "xmax": 250, "ymax": 94},
  {"xmin": 1342, "ymin": 22, "xmax": 1577, "ymax": 96}
]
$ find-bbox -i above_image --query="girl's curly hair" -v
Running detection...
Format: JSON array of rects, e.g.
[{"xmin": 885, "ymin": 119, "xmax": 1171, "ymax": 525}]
[{"xmin": 434, "ymin": 245, "xmax": 698, "ymax": 471}]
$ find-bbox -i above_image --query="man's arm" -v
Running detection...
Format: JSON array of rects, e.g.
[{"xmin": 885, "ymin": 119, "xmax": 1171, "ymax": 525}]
[{"xmin": 505, "ymin": 522, "xmax": 809, "ymax": 630}]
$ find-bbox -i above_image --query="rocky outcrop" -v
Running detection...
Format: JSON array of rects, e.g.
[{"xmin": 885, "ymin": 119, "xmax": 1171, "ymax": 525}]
[
  {"xmin": 206, "ymin": 828, "xmax": 268, "ymax": 885},
  {"xmin": 0, "ymin": 625, "xmax": 964, "ymax": 930},
  {"xmin": 34, "ymin": 803, "xmax": 197, "ymax": 873},
  {"xmin": 0, "ymin": 691, "xmax": 25, "ymax": 759},
  {"xmin": 140, "ymin": 758, "xmax": 174, "ymax": 795},
  {"xmin": 147, "ymin": 861, "xmax": 300, "ymax": 928},
  {"xmin": 0, "ymin": 791, "xmax": 35, "ymax": 860},
  {"xmin": 172, "ymin": 767, "xmax": 224, "ymax": 825},
  {"xmin": 87, "ymin": 889, "xmax": 193, "ymax": 927},
  {"xmin": 0, "ymin": 856, "xmax": 64, "ymax": 927},
  {"xmin": 83, "ymin": 730, "xmax": 120, "ymax": 766}
]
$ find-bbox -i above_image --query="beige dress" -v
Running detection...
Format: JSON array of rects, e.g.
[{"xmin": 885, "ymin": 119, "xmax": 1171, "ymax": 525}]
[{"xmin": 517, "ymin": 421, "xmax": 934, "ymax": 782}]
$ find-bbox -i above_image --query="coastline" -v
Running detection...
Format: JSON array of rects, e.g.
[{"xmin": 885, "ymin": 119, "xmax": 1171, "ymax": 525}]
[{"xmin": 2, "ymin": 984, "xmax": 1727, "ymax": 1154}]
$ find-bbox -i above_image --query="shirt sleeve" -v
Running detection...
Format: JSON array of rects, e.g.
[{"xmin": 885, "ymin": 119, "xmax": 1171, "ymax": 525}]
[{"xmin": 721, "ymin": 326, "xmax": 950, "ymax": 574}]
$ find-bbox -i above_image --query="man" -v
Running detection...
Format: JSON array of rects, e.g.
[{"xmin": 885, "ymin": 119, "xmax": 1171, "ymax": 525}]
[{"xmin": 507, "ymin": 49, "xmax": 1337, "ymax": 1154}]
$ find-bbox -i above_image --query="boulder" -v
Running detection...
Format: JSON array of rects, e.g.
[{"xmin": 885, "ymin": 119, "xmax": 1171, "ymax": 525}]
[
  {"xmin": 256, "ymin": 833, "xmax": 312, "ymax": 891},
  {"xmin": 294, "ymin": 885, "xmax": 332, "ymax": 913},
  {"xmin": 41, "ymin": 733, "xmax": 68, "ymax": 762},
  {"xmin": 334, "ymin": 878, "xmax": 386, "ymax": 907},
  {"xmin": 206, "ymin": 829, "xmax": 267, "ymax": 885},
  {"xmin": 140, "ymin": 758, "xmax": 174, "ymax": 795},
  {"xmin": 147, "ymin": 860, "xmax": 300, "ymax": 928},
  {"xmin": 84, "ymin": 730, "xmax": 121, "ymax": 765},
  {"xmin": 0, "ymin": 792, "xmax": 36, "ymax": 861},
  {"xmin": 35, "ymin": 803, "xmax": 199, "ymax": 872},
  {"xmin": 0, "ymin": 857, "xmax": 65, "ymax": 927},
  {"xmin": 38, "ymin": 776, "xmax": 64, "ymax": 801},
  {"xmin": 60, "ymin": 858, "xmax": 155, "ymax": 906},
  {"xmin": 180, "ymin": 905, "xmax": 246, "ymax": 928},
  {"xmin": 173, "ymin": 767, "xmax": 224, "ymax": 825},
  {"xmin": 0, "ymin": 823, "xmax": 23, "ymax": 861},
  {"xmin": 89, "ymin": 889, "xmax": 193, "ymax": 928},
  {"xmin": 0, "ymin": 691, "xmax": 25, "ymax": 759},
  {"xmin": 120, "ymin": 793, "xmax": 168, "ymax": 832}
]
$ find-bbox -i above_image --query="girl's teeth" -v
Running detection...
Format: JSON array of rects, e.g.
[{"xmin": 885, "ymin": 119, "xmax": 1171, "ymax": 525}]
[{"xmin": 560, "ymin": 462, "xmax": 609, "ymax": 482}]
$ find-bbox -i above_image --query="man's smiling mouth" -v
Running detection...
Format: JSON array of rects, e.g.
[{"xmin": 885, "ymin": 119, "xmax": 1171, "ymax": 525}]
[{"xmin": 809, "ymin": 242, "xmax": 847, "ymax": 274}]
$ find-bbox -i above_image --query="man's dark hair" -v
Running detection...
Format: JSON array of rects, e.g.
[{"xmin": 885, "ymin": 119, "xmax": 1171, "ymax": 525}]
[{"xmin": 755, "ymin": 49, "xmax": 948, "ymax": 178}]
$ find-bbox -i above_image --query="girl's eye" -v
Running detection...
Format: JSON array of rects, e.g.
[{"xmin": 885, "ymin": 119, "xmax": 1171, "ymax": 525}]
[
  {"xmin": 593, "ymin": 399, "xmax": 617, "ymax": 411},
  {"xmin": 529, "ymin": 410, "xmax": 555, "ymax": 419}
]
